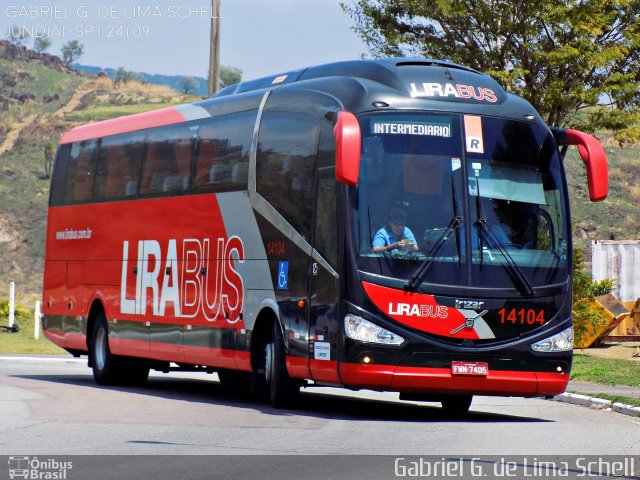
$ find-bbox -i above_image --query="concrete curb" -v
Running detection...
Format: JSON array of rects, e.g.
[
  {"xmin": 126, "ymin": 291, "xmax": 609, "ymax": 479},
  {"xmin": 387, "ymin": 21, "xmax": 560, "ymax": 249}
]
[
  {"xmin": 554, "ymin": 393, "xmax": 611, "ymax": 409},
  {"xmin": 612, "ymin": 402, "xmax": 640, "ymax": 417},
  {"xmin": 553, "ymin": 393, "xmax": 640, "ymax": 417}
]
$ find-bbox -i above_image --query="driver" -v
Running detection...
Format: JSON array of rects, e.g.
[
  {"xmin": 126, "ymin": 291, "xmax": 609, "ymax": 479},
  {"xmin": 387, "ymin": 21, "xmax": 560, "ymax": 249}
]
[{"xmin": 372, "ymin": 209, "xmax": 419, "ymax": 254}]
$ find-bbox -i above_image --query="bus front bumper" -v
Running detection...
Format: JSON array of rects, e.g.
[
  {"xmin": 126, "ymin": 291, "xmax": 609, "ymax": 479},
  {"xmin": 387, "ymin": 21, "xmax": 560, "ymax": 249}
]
[{"xmin": 339, "ymin": 362, "xmax": 569, "ymax": 397}]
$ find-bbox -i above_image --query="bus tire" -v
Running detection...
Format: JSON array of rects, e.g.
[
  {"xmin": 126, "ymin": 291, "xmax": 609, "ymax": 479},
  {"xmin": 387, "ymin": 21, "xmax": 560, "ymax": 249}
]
[
  {"xmin": 90, "ymin": 313, "xmax": 149, "ymax": 386},
  {"xmin": 249, "ymin": 328, "xmax": 270, "ymax": 400},
  {"xmin": 441, "ymin": 395, "xmax": 473, "ymax": 414},
  {"xmin": 268, "ymin": 321, "xmax": 300, "ymax": 408}
]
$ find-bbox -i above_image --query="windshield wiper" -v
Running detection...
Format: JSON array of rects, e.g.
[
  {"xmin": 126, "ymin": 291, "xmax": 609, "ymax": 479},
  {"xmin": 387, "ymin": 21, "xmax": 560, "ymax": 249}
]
[
  {"xmin": 476, "ymin": 219, "xmax": 535, "ymax": 296},
  {"xmin": 404, "ymin": 216, "xmax": 463, "ymax": 291},
  {"xmin": 471, "ymin": 167, "xmax": 534, "ymax": 296}
]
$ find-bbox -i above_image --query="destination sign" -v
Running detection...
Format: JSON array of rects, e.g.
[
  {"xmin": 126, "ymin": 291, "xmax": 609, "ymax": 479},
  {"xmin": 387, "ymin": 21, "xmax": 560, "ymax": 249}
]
[{"xmin": 372, "ymin": 121, "xmax": 451, "ymax": 138}]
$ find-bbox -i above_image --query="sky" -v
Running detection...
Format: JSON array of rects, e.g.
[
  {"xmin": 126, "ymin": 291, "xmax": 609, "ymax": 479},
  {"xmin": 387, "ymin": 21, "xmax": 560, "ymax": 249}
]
[{"xmin": 1, "ymin": 0, "xmax": 370, "ymax": 81}]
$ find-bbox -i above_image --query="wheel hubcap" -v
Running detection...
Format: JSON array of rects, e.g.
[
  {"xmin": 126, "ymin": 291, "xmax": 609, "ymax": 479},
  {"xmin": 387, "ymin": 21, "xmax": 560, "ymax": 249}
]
[
  {"xmin": 95, "ymin": 328, "xmax": 106, "ymax": 371},
  {"xmin": 264, "ymin": 341, "xmax": 274, "ymax": 382}
]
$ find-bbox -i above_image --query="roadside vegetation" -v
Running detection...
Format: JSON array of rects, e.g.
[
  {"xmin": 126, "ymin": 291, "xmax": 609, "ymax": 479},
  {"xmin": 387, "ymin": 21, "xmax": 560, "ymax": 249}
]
[
  {"xmin": 571, "ymin": 353, "xmax": 640, "ymax": 388},
  {"xmin": 0, "ymin": 301, "xmax": 65, "ymax": 354},
  {"xmin": 571, "ymin": 249, "xmax": 613, "ymax": 347},
  {"xmin": 566, "ymin": 133, "xmax": 640, "ymax": 253}
]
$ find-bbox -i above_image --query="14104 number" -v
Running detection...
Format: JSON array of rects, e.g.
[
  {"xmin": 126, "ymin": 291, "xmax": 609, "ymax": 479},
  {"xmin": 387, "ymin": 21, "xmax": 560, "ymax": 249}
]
[{"xmin": 497, "ymin": 308, "xmax": 545, "ymax": 325}]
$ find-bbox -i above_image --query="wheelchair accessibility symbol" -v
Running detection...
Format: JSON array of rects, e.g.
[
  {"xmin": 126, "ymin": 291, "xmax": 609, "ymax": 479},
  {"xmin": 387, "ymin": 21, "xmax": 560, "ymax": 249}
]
[{"xmin": 276, "ymin": 261, "xmax": 289, "ymax": 290}]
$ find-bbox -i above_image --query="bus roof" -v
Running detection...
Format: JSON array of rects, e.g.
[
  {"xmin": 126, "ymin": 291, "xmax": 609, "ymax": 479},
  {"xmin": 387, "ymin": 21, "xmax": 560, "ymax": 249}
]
[
  {"xmin": 215, "ymin": 57, "xmax": 482, "ymax": 97},
  {"xmin": 60, "ymin": 58, "xmax": 542, "ymax": 144},
  {"xmin": 214, "ymin": 58, "xmax": 540, "ymax": 122},
  {"xmin": 58, "ymin": 104, "xmax": 209, "ymax": 144}
]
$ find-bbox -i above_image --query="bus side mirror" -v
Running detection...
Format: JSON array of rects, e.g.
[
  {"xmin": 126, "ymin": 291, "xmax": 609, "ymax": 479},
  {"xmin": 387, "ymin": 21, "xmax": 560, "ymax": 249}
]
[
  {"xmin": 555, "ymin": 129, "xmax": 608, "ymax": 202},
  {"xmin": 334, "ymin": 111, "xmax": 361, "ymax": 186}
]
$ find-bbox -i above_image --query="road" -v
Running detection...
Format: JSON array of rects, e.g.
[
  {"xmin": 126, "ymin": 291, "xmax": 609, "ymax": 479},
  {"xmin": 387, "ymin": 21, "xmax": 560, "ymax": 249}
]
[{"xmin": 0, "ymin": 355, "xmax": 638, "ymax": 457}]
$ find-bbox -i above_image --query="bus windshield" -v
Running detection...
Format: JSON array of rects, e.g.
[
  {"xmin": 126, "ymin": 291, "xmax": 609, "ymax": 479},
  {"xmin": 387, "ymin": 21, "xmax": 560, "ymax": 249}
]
[{"xmin": 353, "ymin": 112, "xmax": 570, "ymax": 292}]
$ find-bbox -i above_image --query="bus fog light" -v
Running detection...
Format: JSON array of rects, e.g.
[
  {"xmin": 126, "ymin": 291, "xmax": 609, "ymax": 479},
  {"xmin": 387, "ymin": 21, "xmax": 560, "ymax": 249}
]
[
  {"xmin": 361, "ymin": 354, "xmax": 373, "ymax": 365},
  {"xmin": 345, "ymin": 314, "xmax": 404, "ymax": 345},
  {"xmin": 531, "ymin": 326, "xmax": 573, "ymax": 352}
]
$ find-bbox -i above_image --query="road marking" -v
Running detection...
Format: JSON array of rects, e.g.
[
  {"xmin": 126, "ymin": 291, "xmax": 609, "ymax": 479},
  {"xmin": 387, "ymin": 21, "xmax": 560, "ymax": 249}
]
[{"xmin": 0, "ymin": 356, "xmax": 85, "ymax": 364}]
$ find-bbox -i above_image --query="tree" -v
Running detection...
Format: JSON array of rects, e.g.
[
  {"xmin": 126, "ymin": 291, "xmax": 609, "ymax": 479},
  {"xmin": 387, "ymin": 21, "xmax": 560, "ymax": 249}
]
[
  {"xmin": 342, "ymin": 0, "xmax": 640, "ymax": 132},
  {"xmin": 60, "ymin": 40, "xmax": 84, "ymax": 67},
  {"xmin": 43, "ymin": 142, "xmax": 55, "ymax": 179},
  {"xmin": 113, "ymin": 67, "xmax": 142, "ymax": 88},
  {"xmin": 572, "ymin": 249, "xmax": 613, "ymax": 347},
  {"xmin": 7, "ymin": 25, "xmax": 30, "ymax": 47},
  {"xmin": 33, "ymin": 37, "xmax": 52, "ymax": 54},
  {"xmin": 220, "ymin": 65, "xmax": 242, "ymax": 89},
  {"xmin": 179, "ymin": 76, "xmax": 199, "ymax": 94}
]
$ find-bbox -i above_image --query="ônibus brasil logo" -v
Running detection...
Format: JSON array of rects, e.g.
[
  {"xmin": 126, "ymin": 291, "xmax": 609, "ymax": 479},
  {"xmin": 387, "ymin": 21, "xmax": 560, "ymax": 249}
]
[
  {"xmin": 120, "ymin": 237, "xmax": 244, "ymax": 323},
  {"xmin": 8, "ymin": 456, "xmax": 72, "ymax": 480}
]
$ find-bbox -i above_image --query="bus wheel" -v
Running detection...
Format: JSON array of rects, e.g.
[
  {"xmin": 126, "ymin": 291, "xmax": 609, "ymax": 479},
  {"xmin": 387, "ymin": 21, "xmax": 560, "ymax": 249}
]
[
  {"xmin": 90, "ymin": 313, "xmax": 149, "ymax": 386},
  {"xmin": 267, "ymin": 322, "xmax": 301, "ymax": 408},
  {"xmin": 441, "ymin": 395, "xmax": 473, "ymax": 414}
]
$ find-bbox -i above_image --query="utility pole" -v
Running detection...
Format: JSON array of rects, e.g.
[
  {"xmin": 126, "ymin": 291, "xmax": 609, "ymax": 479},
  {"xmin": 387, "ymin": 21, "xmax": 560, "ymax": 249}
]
[{"xmin": 208, "ymin": 0, "xmax": 221, "ymax": 97}]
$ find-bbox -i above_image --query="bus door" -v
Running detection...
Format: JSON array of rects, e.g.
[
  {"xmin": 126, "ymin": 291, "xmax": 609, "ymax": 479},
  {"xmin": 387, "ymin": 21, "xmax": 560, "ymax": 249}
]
[
  {"xmin": 117, "ymin": 240, "xmax": 149, "ymax": 358},
  {"xmin": 144, "ymin": 239, "xmax": 182, "ymax": 363},
  {"xmin": 307, "ymin": 164, "xmax": 340, "ymax": 384},
  {"xmin": 64, "ymin": 260, "xmax": 86, "ymax": 350}
]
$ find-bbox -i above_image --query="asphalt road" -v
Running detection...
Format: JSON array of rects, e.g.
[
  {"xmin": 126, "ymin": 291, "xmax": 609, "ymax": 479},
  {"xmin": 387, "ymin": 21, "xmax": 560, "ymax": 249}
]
[{"xmin": 1, "ymin": 355, "xmax": 638, "ymax": 459}]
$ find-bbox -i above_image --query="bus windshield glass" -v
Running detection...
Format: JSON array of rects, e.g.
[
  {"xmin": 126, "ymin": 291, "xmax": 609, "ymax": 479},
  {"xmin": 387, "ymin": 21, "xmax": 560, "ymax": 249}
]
[{"xmin": 353, "ymin": 112, "xmax": 570, "ymax": 292}]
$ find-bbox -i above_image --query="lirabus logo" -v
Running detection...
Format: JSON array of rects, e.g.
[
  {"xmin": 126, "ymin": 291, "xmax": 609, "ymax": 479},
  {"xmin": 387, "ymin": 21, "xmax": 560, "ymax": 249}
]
[
  {"xmin": 120, "ymin": 236, "xmax": 245, "ymax": 323},
  {"xmin": 409, "ymin": 82, "xmax": 498, "ymax": 103},
  {"xmin": 388, "ymin": 302, "xmax": 448, "ymax": 319}
]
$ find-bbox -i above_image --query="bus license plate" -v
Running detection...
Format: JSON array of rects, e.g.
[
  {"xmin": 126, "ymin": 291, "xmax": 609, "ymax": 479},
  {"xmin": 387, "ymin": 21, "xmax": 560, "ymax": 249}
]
[{"xmin": 451, "ymin": 361, "xmax": 489, "ymax": 376}]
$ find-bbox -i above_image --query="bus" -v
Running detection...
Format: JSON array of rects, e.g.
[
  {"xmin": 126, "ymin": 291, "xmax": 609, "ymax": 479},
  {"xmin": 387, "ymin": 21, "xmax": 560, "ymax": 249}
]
[{"xmin": 42, "ymin": 58, "xmax": 608, "ymax": 413}]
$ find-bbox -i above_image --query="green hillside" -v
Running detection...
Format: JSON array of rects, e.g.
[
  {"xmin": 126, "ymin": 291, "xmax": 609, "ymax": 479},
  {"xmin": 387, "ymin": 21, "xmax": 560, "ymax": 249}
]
[
  {"xmin": 0, "ymin": 40, "xmax": 638, "ymax": 305},
  {"xmin": 566, "ymin": 132, "xmax": 640, "ymax": 254},
  {"xmin": 0, "ymin": 41, "xmax": 199, "ymax": 304}
]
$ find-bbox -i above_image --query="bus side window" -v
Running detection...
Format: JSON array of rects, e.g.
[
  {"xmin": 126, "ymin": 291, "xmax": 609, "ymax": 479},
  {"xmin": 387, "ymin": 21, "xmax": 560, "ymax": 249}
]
[
  {"xmin": 194, "ymin": 121, "xmax": 222, "ymax": 187},
  {"xmin": 64, "ymin": 140, "xmax": 97, "ymax": 204},
  {"xmin": 256, "ymin": 112, "xmax": 321, "ymax": 241},
  {"xmin": 94, "ymin": 133, "xmax": 145, "ymax": 200},
  {"xmin": 140, "ymin": 124, "xmax": 195, "ymax": 195},
  {"xmin": 50, "ymin": 144, "xmax": 71, "ymax": 206},
  {"xmin": 193, "ymin": 111, "xmax": 254, "ymax": 192}
]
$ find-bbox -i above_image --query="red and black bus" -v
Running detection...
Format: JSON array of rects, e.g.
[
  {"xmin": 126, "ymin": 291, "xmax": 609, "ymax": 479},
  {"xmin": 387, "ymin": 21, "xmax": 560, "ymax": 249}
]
[{"xmin": 43, "ymin": 59, "xmax": 608, "ymax": 412}]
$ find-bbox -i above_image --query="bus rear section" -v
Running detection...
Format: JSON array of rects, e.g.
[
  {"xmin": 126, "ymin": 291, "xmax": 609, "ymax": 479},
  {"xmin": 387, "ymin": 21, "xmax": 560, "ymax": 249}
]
[{"xmin": 42, "ymin": 58, "xmax": 608, "ymax": 412}]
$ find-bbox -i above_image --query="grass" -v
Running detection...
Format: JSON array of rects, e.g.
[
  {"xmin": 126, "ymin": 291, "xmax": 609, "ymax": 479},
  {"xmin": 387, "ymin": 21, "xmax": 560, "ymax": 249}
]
[
  {"xmin": 0, "ymin": 58, "xmax": 83, "ymax": 117},
  {"xmin": 64, "ymin": 102, "xmax": 187, "ymax": 122},
  {"xmin": 566, "ymin": 141, "xmax": 640, "ymax": 255},
  {"xmin": 0, "ymin": 141, "xmax": 50, "ymax": 295},
  {"xmin": 0, "ymin": 314, "xmax": 66, "ymax": 355},
  {"xmin": 570, "ymin": 353, "xmax": 640, "ymax": 387}
]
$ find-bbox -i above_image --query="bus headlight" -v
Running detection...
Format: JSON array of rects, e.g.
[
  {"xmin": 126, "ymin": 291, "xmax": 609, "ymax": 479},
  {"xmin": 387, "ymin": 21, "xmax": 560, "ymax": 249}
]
[
  {"xmin": 345, "ymin": 314, "xmax": 404, "ymax": 345},
  {"xmin": 531, "ymin": 326, "xmax": 573, "ymax": 352}
]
